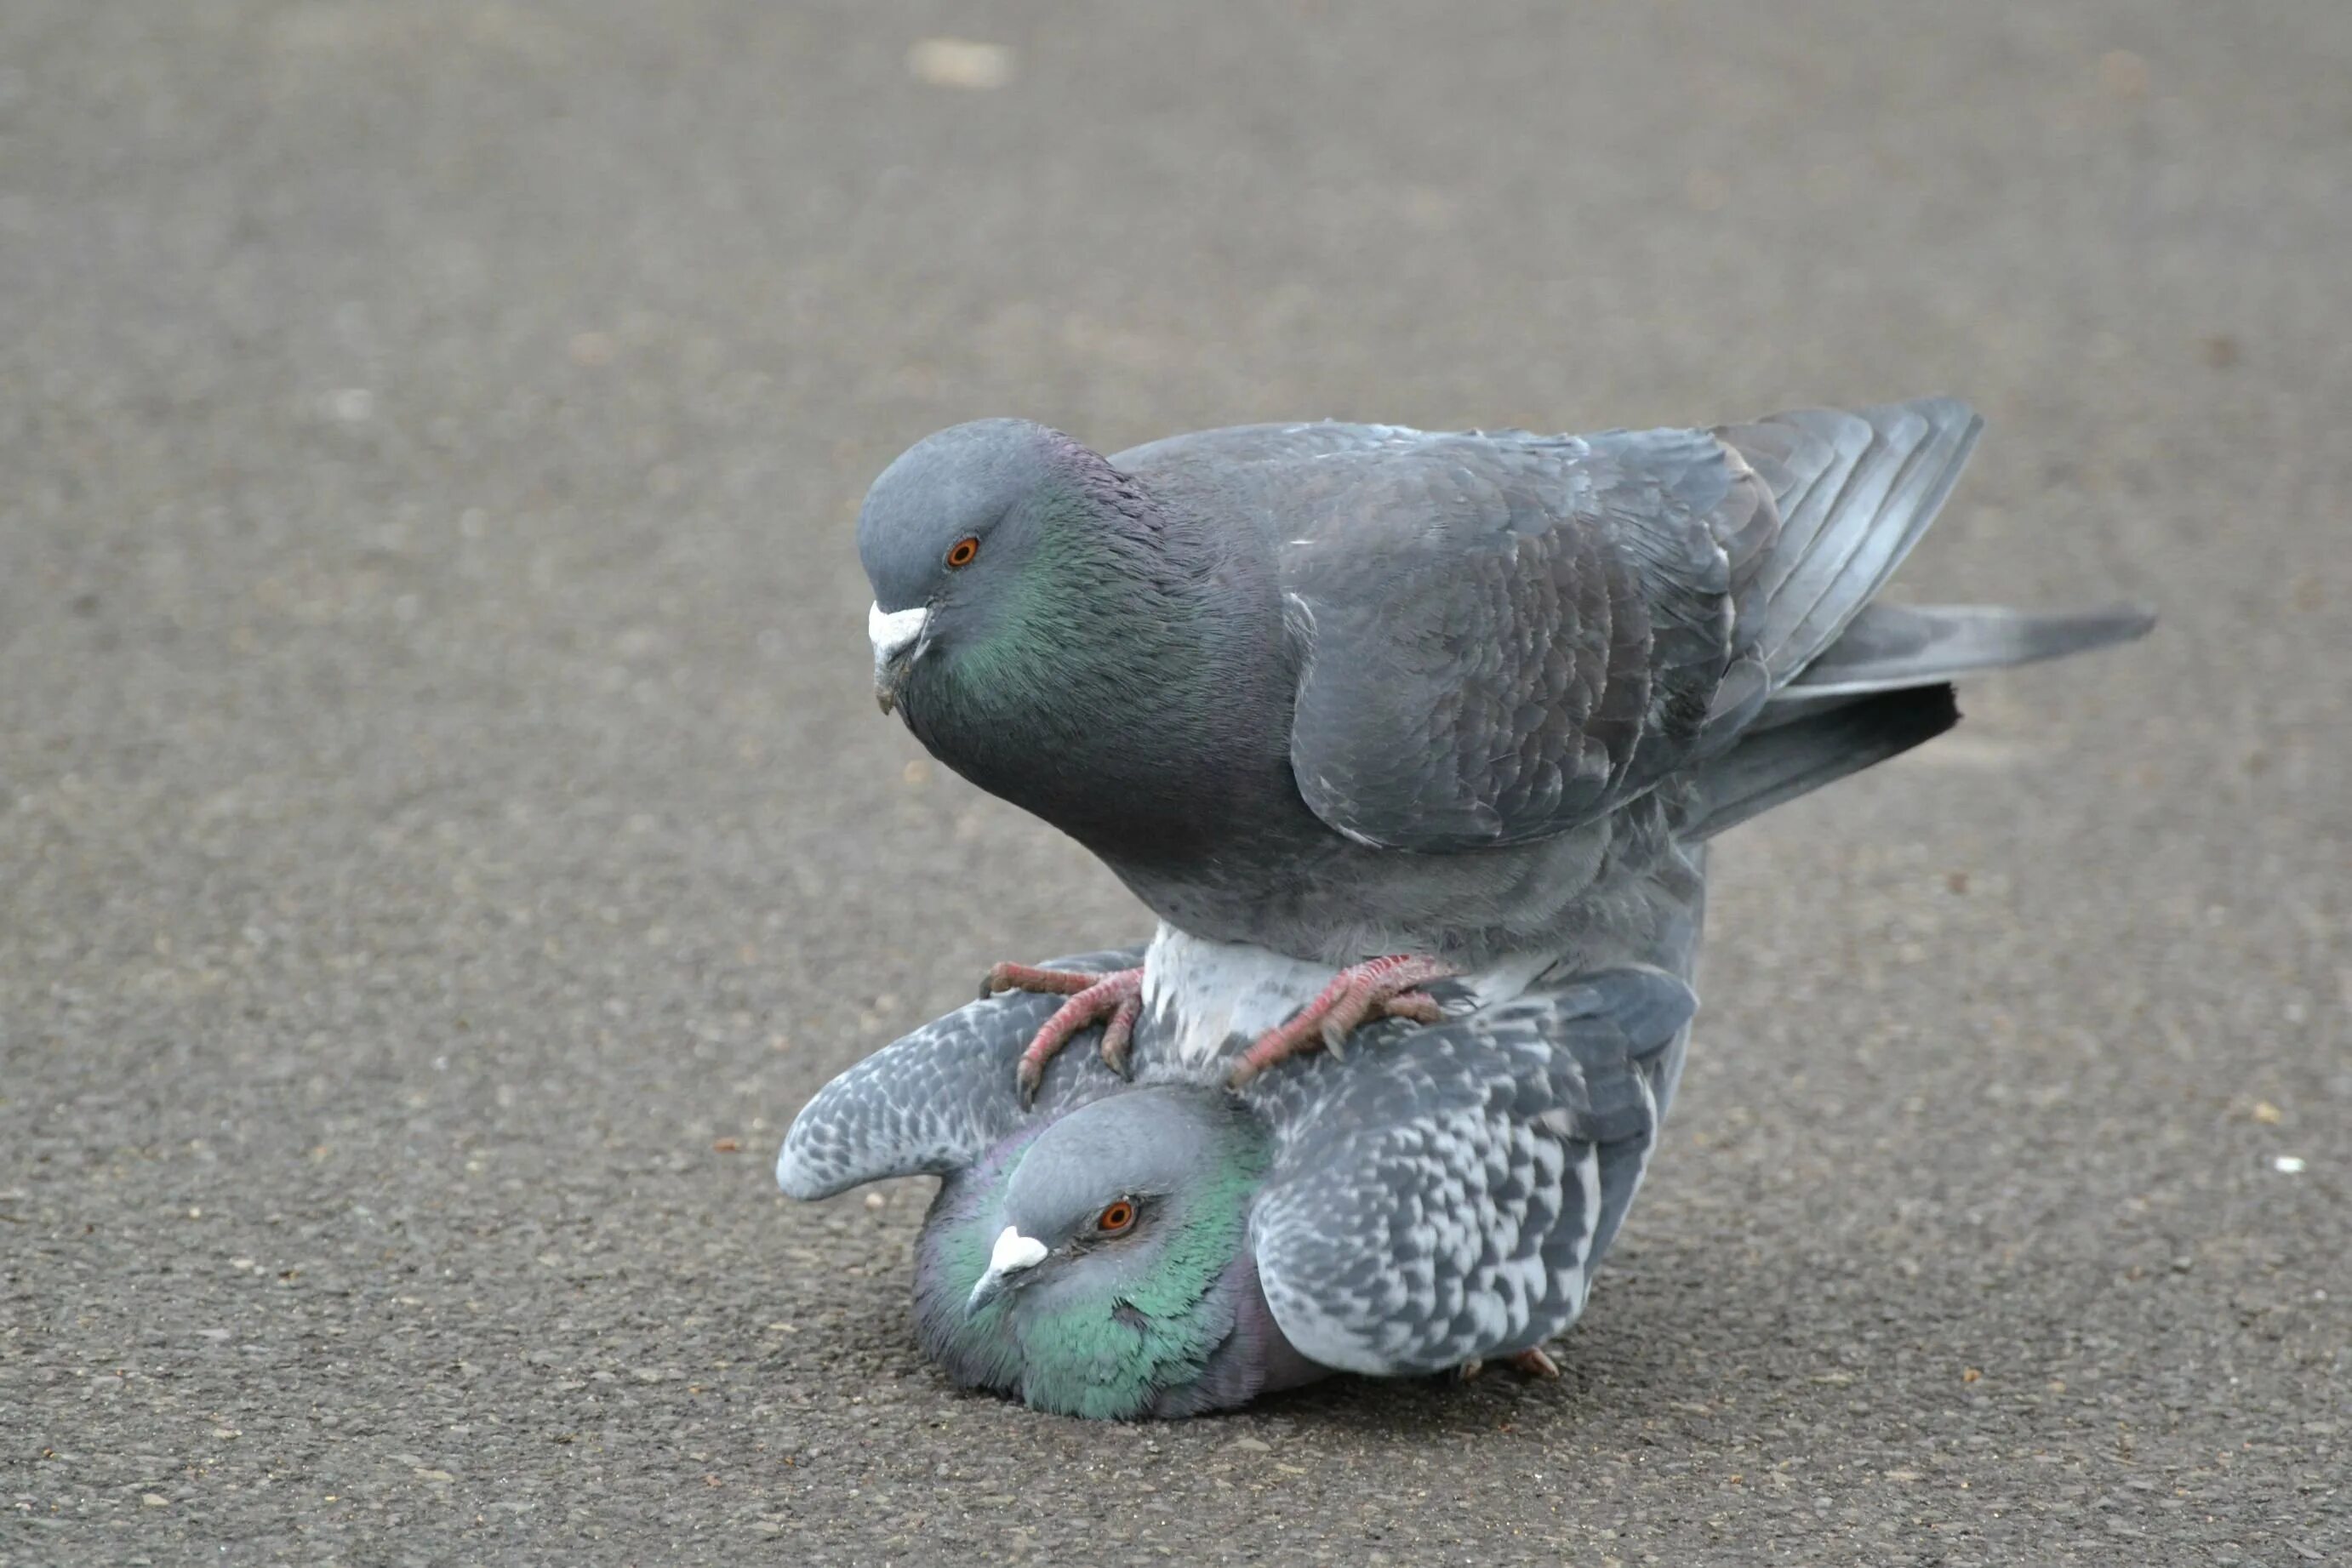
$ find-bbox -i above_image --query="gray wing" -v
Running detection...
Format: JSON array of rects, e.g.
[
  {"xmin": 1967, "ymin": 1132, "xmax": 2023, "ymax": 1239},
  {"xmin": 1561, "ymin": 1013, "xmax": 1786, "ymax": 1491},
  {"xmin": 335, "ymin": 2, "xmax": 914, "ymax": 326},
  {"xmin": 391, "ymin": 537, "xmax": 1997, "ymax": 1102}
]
[
  {"xmin": 1114, "ymin": 419, "xmax": 1425, "ymax": 475},
  {"xmin": 1263, "ymin": 425, "xmax": 1775, "ymax": 851},
  {"xmin": 775, "ymin": 949, "xmax": 1141, "ymax": 1200},
  {"xmin": 1239, "ymin": 964, "xmax": 1698, "ymax": 1376},
  {"xmin": 1123, "ymin": 401, "xmax": 1979, "ymax": 853}
]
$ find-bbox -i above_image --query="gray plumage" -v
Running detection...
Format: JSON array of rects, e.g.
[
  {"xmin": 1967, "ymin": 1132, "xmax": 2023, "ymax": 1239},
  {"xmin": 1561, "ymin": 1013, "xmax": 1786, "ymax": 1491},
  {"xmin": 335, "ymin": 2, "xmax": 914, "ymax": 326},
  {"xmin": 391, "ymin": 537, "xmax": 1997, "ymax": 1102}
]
[
  {"xmin": 859, "ymin": 398, "xmax": 2151, "ymax": 979},
  {"xmin": 803, "ymin": 396, "xmax": 2155, "ymax": 1417},
  {"xmin": 778, "ymin": 858, "xmax": 1704, "ymax": 1416}
]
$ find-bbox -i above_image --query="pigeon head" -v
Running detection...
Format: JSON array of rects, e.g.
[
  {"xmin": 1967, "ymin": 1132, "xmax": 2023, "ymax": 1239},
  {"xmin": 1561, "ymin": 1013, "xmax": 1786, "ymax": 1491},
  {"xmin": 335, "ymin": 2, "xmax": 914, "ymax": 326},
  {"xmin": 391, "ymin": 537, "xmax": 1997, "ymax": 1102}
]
[
  {"xmin": 858, "ymin": 418, "xmax": 1135, "ymax": 718},
  {"xmin": 911, "ymin": 1085, "xmax": 1304, "ymax": 1419},
  {"xmin": 853, "ymin": 419, "xmax": 1281, "ymax": 848}
]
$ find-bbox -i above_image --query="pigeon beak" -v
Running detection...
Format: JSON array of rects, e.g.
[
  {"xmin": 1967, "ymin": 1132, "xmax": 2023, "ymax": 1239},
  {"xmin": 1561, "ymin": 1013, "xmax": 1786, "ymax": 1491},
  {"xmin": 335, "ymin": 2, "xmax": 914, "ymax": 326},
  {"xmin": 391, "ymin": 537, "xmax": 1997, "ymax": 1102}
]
[
  {"xmin": 966, "ymin": 1224, "xmax": 1047, "ymax": 1318},
  {"xmin": 869, "ymin": 602, "xmax": 929, "ymax": 716}
]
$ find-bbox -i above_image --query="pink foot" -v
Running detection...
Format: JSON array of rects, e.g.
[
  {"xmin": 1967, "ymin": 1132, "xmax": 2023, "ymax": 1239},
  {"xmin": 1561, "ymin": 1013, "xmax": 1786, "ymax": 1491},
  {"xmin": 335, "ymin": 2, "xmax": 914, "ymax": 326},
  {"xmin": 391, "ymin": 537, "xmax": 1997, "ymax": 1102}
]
[
  {"xmin": 1455, "ymin": 1346, "xmax": 1562, "ymax": 1383},
  {"xmin": 1225, "ymin": 955, "xmax": 1456, "ymax": 1088},
  {"xmin": 981, "ymin": 963, "xmax": 1146, "ymax": 1106},
  {"xmin": 1505, "ymin": 1346, "xmax": 1561, "ymax": 1379}
]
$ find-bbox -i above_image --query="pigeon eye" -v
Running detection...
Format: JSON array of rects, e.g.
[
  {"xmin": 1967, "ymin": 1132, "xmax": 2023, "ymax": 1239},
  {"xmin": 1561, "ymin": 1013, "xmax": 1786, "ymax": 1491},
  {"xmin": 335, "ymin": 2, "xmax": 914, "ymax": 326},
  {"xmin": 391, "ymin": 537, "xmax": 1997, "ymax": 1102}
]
[
  {"xmin": 1094, "ymin": 1200, "xmax": 1136, "ymax": 1234},
  {"xmin": 945, "ymin": 536, "xmax": 980, "ymax": 569}
]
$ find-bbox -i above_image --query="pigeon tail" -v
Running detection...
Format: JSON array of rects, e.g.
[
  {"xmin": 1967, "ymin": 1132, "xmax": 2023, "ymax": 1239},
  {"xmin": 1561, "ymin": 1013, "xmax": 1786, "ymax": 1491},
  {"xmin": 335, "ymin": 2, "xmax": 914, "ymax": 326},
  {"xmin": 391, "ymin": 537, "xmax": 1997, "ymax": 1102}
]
[
  {"xmin": 1687, "ymin": 684, "xmax": 1960, "ymax": 839},
  {"xmin": 1762, "ymin": 600, "xmax": 2155, "ymax": 718},
  {"xmin": 1716, "ymin": 397, "xmax": 1984, "ymax": 687}
]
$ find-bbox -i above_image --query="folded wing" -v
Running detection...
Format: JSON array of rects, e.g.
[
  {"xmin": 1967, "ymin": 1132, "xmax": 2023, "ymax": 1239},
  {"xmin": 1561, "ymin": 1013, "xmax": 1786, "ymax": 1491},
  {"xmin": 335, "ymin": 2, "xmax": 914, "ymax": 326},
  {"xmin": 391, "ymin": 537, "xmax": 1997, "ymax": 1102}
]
[
  {"xmin": 1202, "ymin": 399, "xmax": 1984, "ymax": 852},
  {"xmin": 1241, "ymin": 961, "xmax": 1699, "ymax": 1376}
]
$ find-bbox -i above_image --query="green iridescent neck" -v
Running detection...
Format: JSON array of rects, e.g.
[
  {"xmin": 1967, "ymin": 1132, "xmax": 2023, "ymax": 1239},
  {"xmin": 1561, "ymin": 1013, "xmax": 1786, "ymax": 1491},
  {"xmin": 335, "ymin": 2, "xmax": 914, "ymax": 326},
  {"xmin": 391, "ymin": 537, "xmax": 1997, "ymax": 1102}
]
[
  {"xmin": 1013, "ymin": 1146, "xmax": 1265, "ymax": 1419},
  {"xmin": 922, "ymin": 1117, "xmax": 1270, "ymax": 1421},
  {"xmin": 911, "ymin": 483, "xmax": 1246, "ymax": 847},
  {"xmin": 958, "ymin": 485, "xmax": 1212, "ymax": 704}
]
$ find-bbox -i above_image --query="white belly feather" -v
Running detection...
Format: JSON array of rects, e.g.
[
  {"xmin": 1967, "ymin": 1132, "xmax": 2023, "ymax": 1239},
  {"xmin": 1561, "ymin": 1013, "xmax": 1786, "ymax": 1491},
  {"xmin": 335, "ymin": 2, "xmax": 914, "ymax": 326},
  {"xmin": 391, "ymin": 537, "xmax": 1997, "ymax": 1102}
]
[{"xmin": 1139, "ymin": 922, "xmax": 1560, "ymax": 1075}]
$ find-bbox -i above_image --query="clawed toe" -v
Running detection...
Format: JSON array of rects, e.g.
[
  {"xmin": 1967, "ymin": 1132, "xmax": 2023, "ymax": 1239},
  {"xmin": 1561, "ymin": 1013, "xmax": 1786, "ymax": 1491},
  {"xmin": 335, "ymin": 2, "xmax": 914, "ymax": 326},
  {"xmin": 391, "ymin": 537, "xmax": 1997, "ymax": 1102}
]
[
  {"xmin": 1505, "ymin": 1346, "xmax": 1561, "ymax": 1380},
  {"xmin": 1375, "ymin": 989, "xmax": 1443, "ymax": 1026},
  {"xmin": 981, "ymin": 961, "xmax": 1099, "ymax": 1002},
  {"xmin": 981, "ymin": 964, "xmax": 1148, "ymax": 1107},
  {"xmin": 1227, "ymin": 955, "xmax": 1457, "ymax": 1087},
  {"xmin": 1099, "ymin": 994, "xmax": 1142, "ymax": 1079},
  {"xmin": 1453, "ymin": 1346, "xmax": 1559, "ymax": 1384}
]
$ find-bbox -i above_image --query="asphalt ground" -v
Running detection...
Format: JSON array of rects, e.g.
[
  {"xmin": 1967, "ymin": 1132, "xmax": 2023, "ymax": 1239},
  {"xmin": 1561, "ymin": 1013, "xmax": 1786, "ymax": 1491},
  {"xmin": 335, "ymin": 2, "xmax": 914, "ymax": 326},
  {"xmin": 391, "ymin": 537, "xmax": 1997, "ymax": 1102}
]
[{"xmin": 3, "ymin": 3, "xmax": 2347, "ymax": 1563}]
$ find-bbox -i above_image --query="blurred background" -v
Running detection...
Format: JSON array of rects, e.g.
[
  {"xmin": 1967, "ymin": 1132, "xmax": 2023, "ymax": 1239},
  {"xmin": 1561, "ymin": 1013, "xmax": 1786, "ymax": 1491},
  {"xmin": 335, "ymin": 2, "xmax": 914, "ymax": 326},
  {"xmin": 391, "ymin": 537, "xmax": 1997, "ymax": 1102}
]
[{"xmin": 3, "ymin": 3, "xmax": 2345, "ymax": 1562}]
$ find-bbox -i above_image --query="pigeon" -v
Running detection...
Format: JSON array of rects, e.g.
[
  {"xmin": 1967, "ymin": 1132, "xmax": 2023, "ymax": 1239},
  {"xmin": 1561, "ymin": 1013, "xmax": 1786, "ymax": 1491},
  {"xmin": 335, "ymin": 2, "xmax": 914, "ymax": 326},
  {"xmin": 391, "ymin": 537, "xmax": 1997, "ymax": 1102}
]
[
  {"xmin": 778, "ymin": 864, "xmax": 1706, "ymax": 1419},
  {"xmin": 857, "ymin": 398, "xmax": 2152, "ymax": 1092},
  {"xmin": 787, "ymin": 495, "xmax": 2144, "ymax": 1417}
]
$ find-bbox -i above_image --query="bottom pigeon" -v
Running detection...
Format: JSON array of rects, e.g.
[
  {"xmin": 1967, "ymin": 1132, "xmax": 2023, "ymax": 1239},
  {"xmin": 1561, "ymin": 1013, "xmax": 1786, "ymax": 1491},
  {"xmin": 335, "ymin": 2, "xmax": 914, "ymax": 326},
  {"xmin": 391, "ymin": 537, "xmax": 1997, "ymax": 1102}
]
[{"xmin": 777, "ymin": 861, "xmax": 1706, "ymax": 1419}]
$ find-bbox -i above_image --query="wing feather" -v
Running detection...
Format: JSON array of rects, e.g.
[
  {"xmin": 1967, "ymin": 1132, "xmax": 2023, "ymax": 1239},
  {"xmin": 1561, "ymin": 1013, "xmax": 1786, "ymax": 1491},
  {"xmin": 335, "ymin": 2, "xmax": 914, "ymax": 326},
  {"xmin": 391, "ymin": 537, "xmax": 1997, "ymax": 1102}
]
[
  {"xmin": 1123, "ymin": 400, "xmax": 1980, "ymax": 852},
  {"xmin": 1239, "ymin": 965, "xmax": 1698, "ymax": 1375},
  {"xmin": 774, "ymin": 949, "xmax": 1141, "ymax": 1199},
  {"xmin": 1270, "ymin": 426, "xmax": 1766, "ymax": 849}
]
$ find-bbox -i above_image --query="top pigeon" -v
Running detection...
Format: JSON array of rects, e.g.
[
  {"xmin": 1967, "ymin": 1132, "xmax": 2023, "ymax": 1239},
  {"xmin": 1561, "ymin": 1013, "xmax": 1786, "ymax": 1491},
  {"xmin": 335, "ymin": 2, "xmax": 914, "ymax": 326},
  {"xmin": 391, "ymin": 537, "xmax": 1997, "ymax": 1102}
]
[{"xmin": 857, "ymin": 401, "xmax": 2150, "ymax": 1081}]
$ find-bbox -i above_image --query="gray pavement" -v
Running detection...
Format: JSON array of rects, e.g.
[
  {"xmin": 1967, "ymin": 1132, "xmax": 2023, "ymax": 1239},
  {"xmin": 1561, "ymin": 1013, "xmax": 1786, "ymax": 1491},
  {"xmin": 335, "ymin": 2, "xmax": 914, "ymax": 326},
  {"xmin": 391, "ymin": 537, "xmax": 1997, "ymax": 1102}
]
[{"xmin": 3, "ymin": 3, "xmax": 2348, "ymax": 1563}]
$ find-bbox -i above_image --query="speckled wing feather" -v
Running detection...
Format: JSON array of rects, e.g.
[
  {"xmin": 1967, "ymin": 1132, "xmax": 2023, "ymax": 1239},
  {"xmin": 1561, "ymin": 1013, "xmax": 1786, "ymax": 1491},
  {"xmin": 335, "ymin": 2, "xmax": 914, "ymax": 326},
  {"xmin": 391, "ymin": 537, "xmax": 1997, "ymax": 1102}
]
[
  {"xmin": 775, "ymin": 949, "xmax": 1141, "ymax": 1200},
  {"xmin": 1238, "ymin": 961, "xmax": 1699, "ymax": 1376}
]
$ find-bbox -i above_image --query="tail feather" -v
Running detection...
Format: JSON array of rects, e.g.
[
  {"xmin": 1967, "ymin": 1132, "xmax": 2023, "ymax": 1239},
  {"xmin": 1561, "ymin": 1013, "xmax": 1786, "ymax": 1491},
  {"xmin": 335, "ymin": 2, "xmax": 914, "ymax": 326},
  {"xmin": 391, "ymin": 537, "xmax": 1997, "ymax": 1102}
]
[
  {"xmin": 1689, "ymin": 684, "xmax": 1960, "ymax": 840},
  {"xmin": 1718, "ymin": 397, "xmax": 1984, "ymax": 686},
  {"xmin": 1690, "ymin": 398, "xmax": 2155, "ymax": 829},
  {"xmin": 1784, "ymin": 601, "xmax": 2156, "ymax": 698}
]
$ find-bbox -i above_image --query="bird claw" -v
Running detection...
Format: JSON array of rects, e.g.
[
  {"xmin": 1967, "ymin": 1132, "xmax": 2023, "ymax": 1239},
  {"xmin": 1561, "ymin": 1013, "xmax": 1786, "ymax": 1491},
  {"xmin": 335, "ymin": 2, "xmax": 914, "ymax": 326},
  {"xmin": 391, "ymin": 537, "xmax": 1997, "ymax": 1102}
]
[
  {"xmin": 1225, "ymin": 955, "xmax": 1458, "ymax": 1088},
  {"xmin": 985, "ymin": 965, "xmax": 1147, "ymax": 1106},
  {"xmin": 1506, "ymin": 1346, "xmax": 1561, "ymax": 1380},
  {"xmin": 1453, "ymin": 1346, "xmax": 1559, "ymax": 1384},
  {"xmin": 1376, "ymin": 990, "xmax": 1444, "ymax": 1027},
  {"xmin": 1099, "ymin": 995, "xmax": 1142, "ymax": 1080},
  {"xmin": 981, "ymin": 961, "xmax": 1096, "ymax": 1002}
]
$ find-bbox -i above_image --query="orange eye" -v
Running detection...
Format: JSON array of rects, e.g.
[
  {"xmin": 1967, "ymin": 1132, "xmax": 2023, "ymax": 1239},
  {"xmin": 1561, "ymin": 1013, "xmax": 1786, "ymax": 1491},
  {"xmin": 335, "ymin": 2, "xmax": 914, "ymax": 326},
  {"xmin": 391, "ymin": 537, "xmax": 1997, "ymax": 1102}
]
[
  {"xmin": 945, "ymin": 536, "xmax": 980, "ymax": 568},
  {"xmin": 1094, "ymin": 1200, "xmax": 1136, "ymax": 1234}
]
